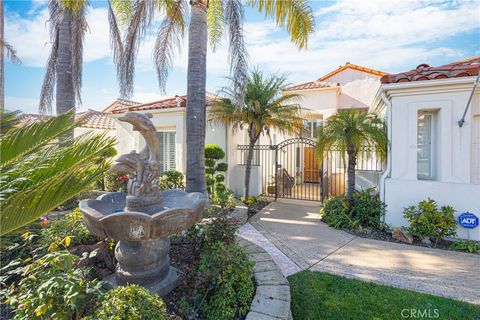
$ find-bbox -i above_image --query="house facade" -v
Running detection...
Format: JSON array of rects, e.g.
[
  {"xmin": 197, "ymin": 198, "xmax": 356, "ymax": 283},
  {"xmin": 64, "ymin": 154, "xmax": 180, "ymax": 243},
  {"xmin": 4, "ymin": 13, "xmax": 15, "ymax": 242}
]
[{"xmin": 373, "ymin": 57, "xmax": 480, "ymax": 241}]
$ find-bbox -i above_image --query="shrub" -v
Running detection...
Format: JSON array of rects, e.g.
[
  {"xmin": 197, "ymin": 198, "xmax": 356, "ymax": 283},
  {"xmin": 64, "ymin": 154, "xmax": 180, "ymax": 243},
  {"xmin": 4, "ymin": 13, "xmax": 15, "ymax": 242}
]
[
  {"xmin": 186, "ymin": 215, "xmax": 238, "ymax": 251},
  {"xmin": 210, "ymin": 188, "xmax": 237, "ymax": 210},
  {"xmin": 403, "ymin": 198, "xmax": 457, "ymax": 245},
  {"xmin": 193, "ymin": 242, "xmax": 254, "ymax": 320},
  {"xmin": 5, "ymin": 244, "xmax": 104, "ymax": 320},
  {"xmin": 41, "ymin": 209, "xmax": 99, "ymax": 247},
  {"xmin": 448, "ymin": 240, "xmax": 480, "ymax": 254},
  {"xmin": 204, "ymin": 144, "xmax": 228, "ymax": 198},
  {"xmin": 91, "ymin": 285, "xmax": 166, "ymax": 320},
  {"xmin": 351, "ymin": 190, "xmax": 386, "ymax": 229},
  {"xmin": 105, "ymin": 172, "xmax": 128, "ymax": 193},
  {"xmin": 320, "ymin": 196, "xmax": 357, "ymax": 229},
  {"xmin": 159, "ymin": 169, "xmax": 185, "ymax": 190}
]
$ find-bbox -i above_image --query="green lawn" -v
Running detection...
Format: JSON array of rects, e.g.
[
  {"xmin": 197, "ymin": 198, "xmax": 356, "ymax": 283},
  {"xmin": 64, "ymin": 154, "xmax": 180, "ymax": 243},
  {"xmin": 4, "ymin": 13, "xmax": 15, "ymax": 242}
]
[{"xmin": 288, "ymin": 271, "xmax": 480, "ymax": 320}]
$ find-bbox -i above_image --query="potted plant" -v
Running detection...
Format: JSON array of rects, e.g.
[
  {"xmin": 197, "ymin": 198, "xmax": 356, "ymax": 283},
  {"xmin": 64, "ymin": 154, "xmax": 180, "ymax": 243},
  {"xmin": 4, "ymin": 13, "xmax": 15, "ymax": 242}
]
[{"xmin": 267, "ymin": 176, "xmax": 276, "ymax": 195}]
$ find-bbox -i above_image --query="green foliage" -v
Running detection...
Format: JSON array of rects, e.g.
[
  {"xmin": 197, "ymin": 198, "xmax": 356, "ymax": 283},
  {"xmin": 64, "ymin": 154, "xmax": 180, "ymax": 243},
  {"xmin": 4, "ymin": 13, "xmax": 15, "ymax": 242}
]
[
  {"xmin": 403, "ymin": 198, "xmax": 457, "ymax": 245},
  {"xmin": 204, "ymin": 144, "xmax": 228, "ymax": 198},
  {"xmin": 321, "ymin": 190, "xmax": 386, "ymax": 229},
  {"xmin": 210, "ymin": 188, "xmax": 237, "ymax": 210},
  {"xmin": 91, "ymin": 284, "xmax": 166, "ymax": 320},
  {"xmin": 0, "ymin": 110, "xmax": 116, "ymax": 236},
  {"xmin": 449, "ymin": 240, "xmax": 480, "ymax": 254},
  {"xmin": 187, "ymin": 216, "xmax": 238, "ymax": 249},
  {"xmin": 194, "ymin": 242, "xmax": 254, "ymax": 320},
  {"xmin": 159, "ymin": 169, "xmax": 185, "ymax": 190},
  {"xmin": 40, "ymin": 209, "xmax": 99, "ymax": 247},
  {"xmin": 4, "ymin": 245, "xmax": 104, "ymax": 320},
  {"xmin": 289, "ymin": 271, "xmax": 480, "ymax": 320}
]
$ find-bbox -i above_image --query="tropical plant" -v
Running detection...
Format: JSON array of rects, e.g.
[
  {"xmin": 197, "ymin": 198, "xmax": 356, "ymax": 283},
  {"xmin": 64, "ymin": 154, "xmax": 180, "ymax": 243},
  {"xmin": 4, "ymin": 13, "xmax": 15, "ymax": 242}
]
[
  {"xmin": 316, "ymin": 110, "xmax": 387, "ymax": 203},
  {"xmin": 39, "ymin": 0, "xmax": 122, "ymax": 124},
  {"xmin": 449, "ymin": 240, "xmax": 480, "ymax": 254},
  {"xmin": 112, "ymin": 0, "xmax": 315, "ymax": 194},
  {"xmin": 210, "ymin": 70, "xmax": 303, "ymax": 198},
  {"xmin": 403, "ymin": 198, "xmax": 457, "ymax": 246},
  {"xmin": 0, "ymin": 0, "xmax": 22, "ymax": 110},
  {"xmin": 0, "ymin": 110, "xmax": 115, "ymax": 236}
]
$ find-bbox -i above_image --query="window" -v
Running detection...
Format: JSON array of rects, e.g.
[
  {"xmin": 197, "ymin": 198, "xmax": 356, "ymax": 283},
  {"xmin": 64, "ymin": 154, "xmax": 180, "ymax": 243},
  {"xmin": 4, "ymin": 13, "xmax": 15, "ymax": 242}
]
[
  {"xmin": 157, "ymin": 131, "xmax": 176, "ymax": 171},
  {"xmin": 302, "ymin": 119, "xmax": 323, "ymax": 139},
  {"xmin": 417, "ymin": 112, "xmax": 435, "ymax": 179}
]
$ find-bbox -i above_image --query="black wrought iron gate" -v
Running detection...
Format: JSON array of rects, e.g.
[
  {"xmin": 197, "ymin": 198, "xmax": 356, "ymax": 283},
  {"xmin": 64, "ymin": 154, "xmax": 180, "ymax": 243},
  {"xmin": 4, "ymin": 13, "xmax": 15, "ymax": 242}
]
[{"xmin": 238, "ymin": 138, "xmax": 383, "ymax": 202}]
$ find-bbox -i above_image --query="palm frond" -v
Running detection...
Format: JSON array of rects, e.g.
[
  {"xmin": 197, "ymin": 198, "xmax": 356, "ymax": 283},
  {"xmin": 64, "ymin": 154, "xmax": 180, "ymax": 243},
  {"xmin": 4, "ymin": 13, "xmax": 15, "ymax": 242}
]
[
  {"xmin": 108, "ymin": 0, "xmax": 124, "ymax": 87},
  {"xmin": 0, "ymin": 110, "xmax": 21, "ymax": 134},
  {"xmin": 246, "ymin": 0, "xmax": 314, "ymax": 49},
  {"xmin": 0, "ymin": 110, "xmax": 75, "ymax": 168},
  {"xmin": 154, "ymin": 0, "xmax": 187, "ymax": 93},
  {"xmin": 207, "ymin": 0, "xmax": 224, "ymax": 51},
  {"xmin": 224, "ymin": 0, "xmax": 249, "ymax": 104},
  {"xmin": 70, "ymin": 2, "xmax": 89, "ymax": 106},
  {"xmin": 0, "ymin": 40, "xmax": 21, "ymax": 65}
]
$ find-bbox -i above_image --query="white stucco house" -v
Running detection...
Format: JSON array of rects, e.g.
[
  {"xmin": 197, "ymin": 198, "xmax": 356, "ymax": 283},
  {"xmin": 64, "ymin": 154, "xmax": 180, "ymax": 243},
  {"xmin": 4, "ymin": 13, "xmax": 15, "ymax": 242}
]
[
  {"xmin": 106, "ymin": 63, "xmax": 387, "ymax": 199},
  {"xmin": 373, "ymin": 57, "xmax": 480, "ymax": 241}
]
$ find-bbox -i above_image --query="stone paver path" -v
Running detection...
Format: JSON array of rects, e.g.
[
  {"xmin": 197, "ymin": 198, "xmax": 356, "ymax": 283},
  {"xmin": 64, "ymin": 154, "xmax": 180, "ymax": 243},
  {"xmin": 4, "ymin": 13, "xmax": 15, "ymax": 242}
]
[{"xmin": 238, "ymin": 199, "xmax": 480, "ymax": 305}]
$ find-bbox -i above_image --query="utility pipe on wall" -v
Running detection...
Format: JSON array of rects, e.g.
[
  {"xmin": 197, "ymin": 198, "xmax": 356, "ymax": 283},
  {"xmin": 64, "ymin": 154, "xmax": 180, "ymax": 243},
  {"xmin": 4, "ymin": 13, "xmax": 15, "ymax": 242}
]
[{"xmin": 379, "ymin": 91, "xmax": 393, "ymax": 211}]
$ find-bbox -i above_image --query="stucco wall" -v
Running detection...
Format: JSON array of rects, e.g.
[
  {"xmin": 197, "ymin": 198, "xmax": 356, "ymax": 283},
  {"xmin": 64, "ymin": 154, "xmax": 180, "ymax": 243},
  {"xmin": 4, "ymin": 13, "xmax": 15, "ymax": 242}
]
[
  {"xmin": 74, "ymin": 127, "xmax": 117, "ymax": 140},
  {"xmin": 384, "ymin": 80, "xmax": 480, "ymax": 240}
]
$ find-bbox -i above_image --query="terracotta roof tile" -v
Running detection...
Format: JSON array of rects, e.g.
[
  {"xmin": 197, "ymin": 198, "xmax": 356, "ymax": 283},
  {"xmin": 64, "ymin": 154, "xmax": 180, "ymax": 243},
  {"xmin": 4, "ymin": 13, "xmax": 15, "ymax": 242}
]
[
  {"xmin": 283, "ymin": 80, "xmax": 339, "ymax": 92},
  {"xmin": 381, "ymin": 57, "xmax": 480, "ymax": 84},
  {"xmin": 75, "ymin": 109, "xmax": 116, "ymax": 130},
  {"xmin": 110, "ymin": 93, "xmax": 219, "ymax": 114},
  {"xmin": 102, "ymin": 98, "xmax": 141, "ymax": 113}
]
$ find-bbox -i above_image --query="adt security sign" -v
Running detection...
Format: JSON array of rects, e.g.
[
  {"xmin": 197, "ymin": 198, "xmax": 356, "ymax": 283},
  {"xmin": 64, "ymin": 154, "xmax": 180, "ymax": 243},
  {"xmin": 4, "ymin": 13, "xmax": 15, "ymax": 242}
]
[{"xmin": 457, "ymin": 212, "xmax": 479, "ymax": 229}]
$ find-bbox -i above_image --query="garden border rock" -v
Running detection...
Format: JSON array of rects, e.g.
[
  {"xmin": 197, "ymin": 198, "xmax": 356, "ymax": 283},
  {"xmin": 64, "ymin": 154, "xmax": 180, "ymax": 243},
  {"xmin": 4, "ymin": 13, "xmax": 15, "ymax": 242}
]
[{"xmin": 237, "ymin": 238, "xmax": 292, "ymax": 320}]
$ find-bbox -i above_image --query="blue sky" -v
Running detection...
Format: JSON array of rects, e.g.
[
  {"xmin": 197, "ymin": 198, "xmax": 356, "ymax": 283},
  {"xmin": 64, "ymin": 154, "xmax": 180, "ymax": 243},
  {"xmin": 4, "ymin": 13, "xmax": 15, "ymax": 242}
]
[{"xmin": 4, "ymin": 0, "xmax": 480, "ymax": 114}]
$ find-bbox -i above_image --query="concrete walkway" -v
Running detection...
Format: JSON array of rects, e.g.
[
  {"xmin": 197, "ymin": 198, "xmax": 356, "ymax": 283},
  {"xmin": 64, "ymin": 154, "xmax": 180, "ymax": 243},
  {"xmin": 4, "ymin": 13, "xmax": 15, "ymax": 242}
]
[{"xmin": 238, "ymin": 199, "xmax": 480, "ymax": 305}]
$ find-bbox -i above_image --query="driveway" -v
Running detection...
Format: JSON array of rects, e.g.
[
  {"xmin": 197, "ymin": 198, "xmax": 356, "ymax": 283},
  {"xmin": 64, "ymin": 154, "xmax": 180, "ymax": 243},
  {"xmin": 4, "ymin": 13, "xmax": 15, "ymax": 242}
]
[{"xmin": 238, "ymin": 199, "xmax": 480, "ymax": 305}]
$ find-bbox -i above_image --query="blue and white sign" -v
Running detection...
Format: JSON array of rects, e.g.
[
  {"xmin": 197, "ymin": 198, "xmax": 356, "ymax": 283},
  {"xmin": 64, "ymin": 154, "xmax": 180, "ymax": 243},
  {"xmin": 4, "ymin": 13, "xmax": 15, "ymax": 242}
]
[{"xmin": 457, "ymin": 212, "xmax": 479, "ymax": 229}]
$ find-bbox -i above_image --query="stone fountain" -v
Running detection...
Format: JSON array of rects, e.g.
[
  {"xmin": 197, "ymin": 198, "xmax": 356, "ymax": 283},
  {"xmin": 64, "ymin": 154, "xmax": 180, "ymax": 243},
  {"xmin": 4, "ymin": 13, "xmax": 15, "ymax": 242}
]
[{"xmin": 79, "ymin": 112, "xmax": 206, "ymax": 295}]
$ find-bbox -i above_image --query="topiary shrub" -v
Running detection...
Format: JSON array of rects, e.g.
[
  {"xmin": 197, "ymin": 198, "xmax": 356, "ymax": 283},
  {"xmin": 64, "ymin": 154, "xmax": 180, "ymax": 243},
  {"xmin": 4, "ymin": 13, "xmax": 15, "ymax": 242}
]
[
  {"xmin": 403, "ymin": 198, "xmax": 457, "ymax": 246},
  {"xmin": 194, "ymin": 242, "xmax": 254, "ymax": 320},
  {"xmin": 40, "ymin": 209, "xmax": 99, "ymax": 247},
  {"xmin": 91, "ymin": 284, "xmax": 166, "ymax": 320},
  {"xmin": 159, "ymin": 169, "xmax": 185, "ymax": 190},
  {"xmin": 204, "ymin": 144, "xmax": 228, "ymax": 198}
]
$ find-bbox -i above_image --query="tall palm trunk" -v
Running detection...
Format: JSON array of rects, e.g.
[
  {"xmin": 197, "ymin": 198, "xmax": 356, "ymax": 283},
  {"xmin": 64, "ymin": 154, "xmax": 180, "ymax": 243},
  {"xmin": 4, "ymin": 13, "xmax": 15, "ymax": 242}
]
[
  {"xmin": 0, "ymin": 0, "xmax": 4, "ymax": 111},
  {"xmin": 56, "ymin": 11, "xmax": 75, "ymax": 123},
  {"xmin": 346, "ymin": 145, "xmax": 357, "ymax": 205},
  {"xmin": 185, "ymin": 1, "xmax": 208, "ymax": 194},
  {"xmin": 244, "ymin": 134, "xmax": 257, "ymax": 199}
]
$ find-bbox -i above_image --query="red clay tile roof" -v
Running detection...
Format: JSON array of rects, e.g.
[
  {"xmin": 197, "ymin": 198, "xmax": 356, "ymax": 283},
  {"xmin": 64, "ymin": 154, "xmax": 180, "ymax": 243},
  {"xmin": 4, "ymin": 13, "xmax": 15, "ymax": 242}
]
[
  {"xmin": 284, "ymin": 62, "xmax": 386, "ymax": 92},
  {"xmin": 102, "ymin": 98, "xmax": 141, "ymax": 113},
  {"xmin": 381, "ymin": 57, "xmax": 480, "ymax": 84},
  {"xmin": 75, "ymin": 109, "xmax": 116, "ymax": 130},
  {"xmin": 18, "ymin": 110, "xmax": 115, "ymax": 130},
  {"xmin": 109, "ymin": 93, "xmax": 219, "ymax": 114},
  {"xmin": 283, "ymin": 80, "xmax": 339, "ymax": 92}
]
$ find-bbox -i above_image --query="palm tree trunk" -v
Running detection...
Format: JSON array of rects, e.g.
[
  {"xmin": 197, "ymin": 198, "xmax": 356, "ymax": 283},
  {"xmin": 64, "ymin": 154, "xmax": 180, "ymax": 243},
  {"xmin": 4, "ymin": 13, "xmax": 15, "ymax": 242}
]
[
  {"xmin": 56, "ymin": 11, "xmax": 74, "ymax": 135},
  {"xmin": 244, "ymin": 136, "xmax": 257, "ymax": 199},
  {"xmin": 0, "ymin": 0, "xmax": 4, "ymax": 111},
  {"xmin": 346, "ymin": 146, "xmax": 356, "ymax": 205},
  {"xmin": 185, "ymin": 0, "xmax": 208, "ymax": 194}
]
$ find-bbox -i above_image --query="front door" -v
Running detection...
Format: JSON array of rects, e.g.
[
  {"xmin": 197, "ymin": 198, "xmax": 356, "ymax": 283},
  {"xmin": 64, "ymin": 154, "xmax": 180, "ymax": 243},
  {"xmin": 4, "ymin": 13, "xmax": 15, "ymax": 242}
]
[{"xmin": 304, "ymin": 147, "xmax": 319, "ymax": 183}]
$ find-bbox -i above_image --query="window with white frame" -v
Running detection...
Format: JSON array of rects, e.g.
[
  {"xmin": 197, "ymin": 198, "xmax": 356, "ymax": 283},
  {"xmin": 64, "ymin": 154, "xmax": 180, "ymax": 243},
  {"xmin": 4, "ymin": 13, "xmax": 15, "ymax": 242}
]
[
  {"xmin": 302, "ymin": 119, "xmax": 323, "ymax": 139},
  {"xmin": 417, "ymin": 111, "xmax": 436, "ymax": 180},
  {"xmin": 157, "ymin": 131, "xmax": 176, "ymax": 171}
]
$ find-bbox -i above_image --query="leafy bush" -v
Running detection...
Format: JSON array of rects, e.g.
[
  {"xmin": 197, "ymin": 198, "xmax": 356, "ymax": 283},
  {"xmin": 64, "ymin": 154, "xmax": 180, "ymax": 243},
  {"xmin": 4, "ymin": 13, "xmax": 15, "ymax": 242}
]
[
  {"xmin": 204, "ymin": 144, "xmax": 228, "ymax": 198},
  {"xmin": 186, "ymin": 215, "xmax": 238, "ymax": 251},
  {"xmin": 210, "ymin": 188, "xmax": 237, "ymax": 210},
  {"xmin": 189, "ymin": 242, "xmax": 254, "ymax": 320},
  {"xmin": 351, "ymin": 190, "xmax": 386, "ymax": 229},
  {"xmin": 159, "ymin": 169, "xmax": 185, "ymax": 190},
  {"xmin": 91, "ymin": 284, "xmax": 166, "ymax": 320},
  {"xmin": 5, "ymin": 243, "xmax": 104, "ymax": 320},
  {"xmin": 448, "ymin": 240, "xmax": 479, "ymax": 254},
  {"xmin": 403, "ymin": 198, "xmax": 457, "ymax": 245},
  {"xmin": 321, "ymin": 196, "xmax": 356, "ymax": 229},
  {"xmin": 321, "ymin": 190, "xmax": 386, "ymax": 229},
  {"xmin": 41, "ymin": 209, "xmax": 99, "ymax": 247},
  {"xmin": 105, "ymin": 172, "xmax": 128, "ymax": 193}
]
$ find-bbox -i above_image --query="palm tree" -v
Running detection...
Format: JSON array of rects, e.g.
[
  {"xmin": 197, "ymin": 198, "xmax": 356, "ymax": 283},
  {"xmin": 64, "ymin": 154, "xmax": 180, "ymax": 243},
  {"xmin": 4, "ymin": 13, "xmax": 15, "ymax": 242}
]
[
  {"xmin": 316, "ymin": 110, "xmax": 387, "ymax": 204},
  {"xmin": 0, "ymin": 0, "xmax": 22, "ymax": 111},
  {"xmin": 209, "ymin": 69, "xmax": 303, "ymax": 199},
  {"xmin": 112, "ymin": 0, "xmax": 315, "ymax": 194},
  {"xmin": 0, "ymin": 110, "xmax": 116, "ymax": 236},
  {"xmin": 39, "ymin": 0, "xmax": 122, "ymax": 120}
]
